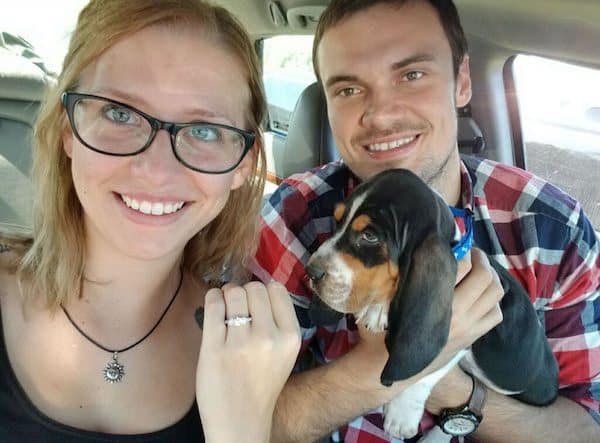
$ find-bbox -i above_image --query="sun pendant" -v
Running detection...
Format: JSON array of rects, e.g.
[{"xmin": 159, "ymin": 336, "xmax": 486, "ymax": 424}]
[{"xmin": 103, "ymin": 352, "xmax": 125, "ymax": 383}]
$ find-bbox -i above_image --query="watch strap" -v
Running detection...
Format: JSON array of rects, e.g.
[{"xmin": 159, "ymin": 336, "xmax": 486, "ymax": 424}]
[{"xmin": 467, "ymin": 375, "xmax": 487, "ymax": 418}]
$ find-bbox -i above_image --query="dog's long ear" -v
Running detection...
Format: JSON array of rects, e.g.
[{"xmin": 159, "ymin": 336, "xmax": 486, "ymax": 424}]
[
  {"xmin": 380, "ymin": 232, "xmax": 456, "ymax": 385},
  {"xmin": 308, "ymin": 295, "xmax": 344, "ymax": 325}
]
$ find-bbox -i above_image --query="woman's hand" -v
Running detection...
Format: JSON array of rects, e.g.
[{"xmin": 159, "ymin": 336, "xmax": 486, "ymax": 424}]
[{"xmin": 196, "ymin": 281, "xmax": 301, "ymax": 443}]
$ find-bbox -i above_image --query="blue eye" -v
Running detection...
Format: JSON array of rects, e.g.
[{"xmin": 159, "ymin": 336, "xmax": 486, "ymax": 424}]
[
  {"xmin": 103, "ymin": 105, "xmax": 136, "ymax": 124},
  {"xmin": 189, "ymin": 125, "xmax": 221, "ymax": 141}
]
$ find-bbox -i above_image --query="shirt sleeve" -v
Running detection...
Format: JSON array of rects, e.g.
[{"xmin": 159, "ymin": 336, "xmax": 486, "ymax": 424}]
[{"xmin": 543, "ymin": 212, "xmax": 600, "ymax": 423}]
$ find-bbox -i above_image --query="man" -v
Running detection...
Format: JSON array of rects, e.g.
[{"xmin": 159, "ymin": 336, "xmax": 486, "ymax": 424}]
[{"xmin": 252, "ymin": 1, "xmax": 600, "ymax": 441}]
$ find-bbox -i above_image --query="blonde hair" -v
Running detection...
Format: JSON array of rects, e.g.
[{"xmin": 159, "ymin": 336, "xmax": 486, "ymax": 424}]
[{"xmin": 2, "ymin": 0, "xmax": 266, "ymax": 309}]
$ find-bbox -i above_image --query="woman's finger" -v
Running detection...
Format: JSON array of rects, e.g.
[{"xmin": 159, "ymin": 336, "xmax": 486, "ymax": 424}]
[
  {"xmin": 222, "ymin": 285, "xmax": 252, "ymax": 339},
  {"xmin": 267, "ymin": 281, "xmax": 300, "ymax": 335},
  {"xmin": 244, "ymin": 281, "xmax": 275, "ymax": 331},
  {"xmin": 200, "ymin": 288, "xmax": 226, "ymax": 349}
]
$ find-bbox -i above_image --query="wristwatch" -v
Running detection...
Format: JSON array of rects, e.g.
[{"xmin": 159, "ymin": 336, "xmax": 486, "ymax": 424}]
[{"xmin": 437, "ymin": 374, "xmax": 487, "ymax": 436}]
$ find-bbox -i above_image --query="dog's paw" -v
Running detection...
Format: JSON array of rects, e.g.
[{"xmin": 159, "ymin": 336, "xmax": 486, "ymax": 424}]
[
  {"xmin": 383, "ymin": 397, "xmax": 423, "ymax": 439},
  {"xmin": 383, "ymin": 414, "xmax": 420, "ymax": 439}
]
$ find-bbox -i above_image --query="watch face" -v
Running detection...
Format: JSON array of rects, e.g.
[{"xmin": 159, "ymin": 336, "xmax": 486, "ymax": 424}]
[{"xmin": 442, "ymin": 414, "xmax": 478, "ymax": 436}]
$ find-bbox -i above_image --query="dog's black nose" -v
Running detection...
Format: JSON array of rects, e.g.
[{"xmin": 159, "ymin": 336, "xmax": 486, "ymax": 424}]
[{"xmin": 306, "ymin": 263, "xmax": 326, "ymax": 282}]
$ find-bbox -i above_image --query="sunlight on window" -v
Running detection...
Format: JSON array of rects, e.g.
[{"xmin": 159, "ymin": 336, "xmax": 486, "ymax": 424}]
[
  {"xmin": 514, "ymin": 55, "xmax": 600, "ymax": 156},
  {"xmin": 513, "ymin": 55, "xmax": 600, "ymax": 229},
  {"xmin": 0, "ymin": 0, "xmax": 88, "ymax": 74}
]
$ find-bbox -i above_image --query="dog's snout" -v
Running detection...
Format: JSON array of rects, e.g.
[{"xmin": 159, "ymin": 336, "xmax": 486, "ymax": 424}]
[{"xmin": 306, "ymin": 263, "xmax": 326, "ymax": 282}]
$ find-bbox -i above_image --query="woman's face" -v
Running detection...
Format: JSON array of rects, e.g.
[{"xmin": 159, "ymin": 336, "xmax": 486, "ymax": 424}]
[{"xmin": 62, "ymin": 25, "xmax": 253, "ymax": 262}]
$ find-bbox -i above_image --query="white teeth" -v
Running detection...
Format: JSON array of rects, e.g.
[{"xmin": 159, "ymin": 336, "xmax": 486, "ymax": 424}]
[
  {"xmin": 120, "ymin": 195, "xmax": 185, "ymax": 216},
  {"xmin": 140, "ymin": 201, "xmax": 152, "ymax": 214},
  {"xmin": 368, "ymin": 135, "xmax": 417, "ymax": 151}
]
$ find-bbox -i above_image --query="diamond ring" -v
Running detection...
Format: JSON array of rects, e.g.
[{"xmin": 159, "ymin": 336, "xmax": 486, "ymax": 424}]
[{"xmin": 224, "ymin": 315, "xmax": 253, "ymax": 326}]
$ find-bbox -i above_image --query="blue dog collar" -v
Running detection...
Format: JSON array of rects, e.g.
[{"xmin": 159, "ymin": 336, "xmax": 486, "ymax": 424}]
[{"xmin": 450, "ymin": 206, "xmax": 474, "ymax": 261}]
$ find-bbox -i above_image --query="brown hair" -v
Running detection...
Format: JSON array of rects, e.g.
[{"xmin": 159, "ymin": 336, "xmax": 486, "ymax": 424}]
[
  {"xmin": 2, "ymin": 0, "xmax": 266, "ymax": 309},
  {"xmin": 313, "ymin": 0, "xmax": 468, "ymax": 80}
]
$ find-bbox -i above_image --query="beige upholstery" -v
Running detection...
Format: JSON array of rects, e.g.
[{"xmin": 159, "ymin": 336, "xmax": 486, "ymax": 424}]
[{"xmin": 0, "ymin": 32, "xmax": 53, "ymax": 229}]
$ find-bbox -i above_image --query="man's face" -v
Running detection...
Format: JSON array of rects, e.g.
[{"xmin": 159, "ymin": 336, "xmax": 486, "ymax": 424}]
[{"xmin": 317, "ymin": 1, "xmax": 472, "ymax": 192}]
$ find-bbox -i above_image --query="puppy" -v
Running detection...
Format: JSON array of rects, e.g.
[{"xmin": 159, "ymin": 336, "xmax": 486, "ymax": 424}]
[{"xmin": 306, "ymin": 168, "xmax": 558, "ymax": 441}]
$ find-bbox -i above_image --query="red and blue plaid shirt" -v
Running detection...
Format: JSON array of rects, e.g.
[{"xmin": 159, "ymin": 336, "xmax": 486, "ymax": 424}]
[{"xmin": 250, "ymin": 155, "xmax": 600, "ymax": 442}]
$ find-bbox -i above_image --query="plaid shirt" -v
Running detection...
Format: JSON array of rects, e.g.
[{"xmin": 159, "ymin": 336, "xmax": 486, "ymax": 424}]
[{"xmin": 250, "ymin": 155, "xmax": 600, "ymax": 442}]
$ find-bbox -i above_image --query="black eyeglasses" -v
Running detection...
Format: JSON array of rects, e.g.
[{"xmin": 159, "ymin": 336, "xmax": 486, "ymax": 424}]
[{"xmin": 61, "ymin": 92, "xmax": 256, "ymax": 174}]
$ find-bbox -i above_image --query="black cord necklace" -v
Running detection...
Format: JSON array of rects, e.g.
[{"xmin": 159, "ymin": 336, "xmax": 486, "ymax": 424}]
[{"xmin": 61, "ymin": 270, "xmax": 184, "ymax": 384}]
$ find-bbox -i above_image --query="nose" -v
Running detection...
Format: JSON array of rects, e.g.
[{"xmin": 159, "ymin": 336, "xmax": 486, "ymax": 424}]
[
  {"xmin": 306, "ymin": 263, "xmax": 326, "ymax": 282},
  {"xmin": 131, "ymin": 129, "xmax": 180, "ymax": 181},
  {"xmin": 361, "ymin": 88, "xmax": 406, "ymax": 128}
]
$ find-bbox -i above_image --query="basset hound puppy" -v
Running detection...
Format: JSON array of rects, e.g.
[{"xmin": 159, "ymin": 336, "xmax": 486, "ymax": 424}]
[{"xmin": 306, "ymin": 169, "xmax": 558, "ymax": 441}]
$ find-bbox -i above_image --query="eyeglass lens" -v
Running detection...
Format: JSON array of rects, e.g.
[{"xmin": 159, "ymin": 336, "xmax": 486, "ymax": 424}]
[{"xmin": 72, "ymin": 96, "xmax": 247, "ymax": 172}]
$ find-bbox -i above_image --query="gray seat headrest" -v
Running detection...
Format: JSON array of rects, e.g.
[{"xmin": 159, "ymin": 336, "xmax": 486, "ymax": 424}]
[
  {"xmin": 273, "ymin": 82, "xmax": 339, "ymax": 179},
  {"xmin": 0, "ymin": 32, "xmax": 52, "ymax": 229}
]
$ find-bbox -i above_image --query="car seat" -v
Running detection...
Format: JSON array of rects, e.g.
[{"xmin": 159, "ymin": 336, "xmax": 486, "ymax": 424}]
[{"xmin": 0, "ymin": 32, "xmax": 53, "ymax": 229}]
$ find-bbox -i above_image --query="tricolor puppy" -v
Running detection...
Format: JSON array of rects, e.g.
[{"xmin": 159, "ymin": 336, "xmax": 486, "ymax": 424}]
[{"xmin": 306, "ymin": 169, "xmax": 558, "ymax": 441}]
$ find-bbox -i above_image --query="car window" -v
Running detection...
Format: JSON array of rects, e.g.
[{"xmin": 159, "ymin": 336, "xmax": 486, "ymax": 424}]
[
  {"xmin": 261, "ymin": 35, "xmax": 315, "ymax": 134},
  {"xmin": 0, "ymin": 0, "xmax": 87, "ymax": 74},
  {"xmin": 511, "ymin": 55, "xmax": 600, "ymax": 230}
]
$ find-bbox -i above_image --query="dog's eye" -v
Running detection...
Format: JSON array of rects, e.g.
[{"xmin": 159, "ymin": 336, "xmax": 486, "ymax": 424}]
[{"xmin": 357, "ymin": 230, "xmax": 380, "ymax": 246}]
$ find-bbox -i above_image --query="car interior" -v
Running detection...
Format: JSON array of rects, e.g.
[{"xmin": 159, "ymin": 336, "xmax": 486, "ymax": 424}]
[{"xmin": 1, "ymin": 0, "xmax": 599, "ymax": 232}]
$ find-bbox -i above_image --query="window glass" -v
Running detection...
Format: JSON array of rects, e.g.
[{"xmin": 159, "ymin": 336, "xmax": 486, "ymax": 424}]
[
  {"xmin": 513, "ymin": 55, "xmax": 600, "ymax": 230},
  {"xmin": 262, "ymin": 35, "xmax": 316, "ymax": 134},
  {"xmin": 0, "ymin": 0, "xmax": 88, "ymax": 74}
]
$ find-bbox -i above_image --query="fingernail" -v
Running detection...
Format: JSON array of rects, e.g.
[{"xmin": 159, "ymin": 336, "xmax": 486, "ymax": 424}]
[{"xmin": 195, "ymin": 306, "xmax": 204, "ymax": 329}]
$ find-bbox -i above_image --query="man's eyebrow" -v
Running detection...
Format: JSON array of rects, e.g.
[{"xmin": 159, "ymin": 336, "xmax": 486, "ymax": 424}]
[
  {"xmin": 324, "ymin": 54, "xmax": 436, "ymax": 90},
  {"xmin": 391, "ymin": 53, "xmax": 436, "ymax": 71},
  {"xmin": 324, "ymin": 75, "xmax": 359, "ymax": 90}
]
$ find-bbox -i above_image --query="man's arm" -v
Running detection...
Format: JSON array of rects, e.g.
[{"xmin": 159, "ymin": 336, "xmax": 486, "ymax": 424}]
[
  {"xmin": 271, "ymin": 249, "xmax": 504, "ymax": 442},
  {"xmin": 426, "ymin": 211, "xmax": 600, "ymax": 441},
  {"xmin": 427, "ymin": 366, "xmax": 600, "ymax": 443},
  {"xmin": 271, "ymin": 335, "xmax": 408, "ymax": 443}
]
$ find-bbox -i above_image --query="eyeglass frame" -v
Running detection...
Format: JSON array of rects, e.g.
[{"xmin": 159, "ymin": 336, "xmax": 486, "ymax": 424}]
[{"xmin": 61, "ymin": 91, "xmax": 256, "ymax": 174}]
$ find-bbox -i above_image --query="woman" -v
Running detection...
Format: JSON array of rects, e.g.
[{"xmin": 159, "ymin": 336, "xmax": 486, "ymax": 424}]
[{"xmin": 0, "ymin": 1, "xmax": 300, "ymax": 441}]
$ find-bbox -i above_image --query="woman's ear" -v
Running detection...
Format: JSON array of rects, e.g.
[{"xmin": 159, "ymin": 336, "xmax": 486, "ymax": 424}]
[
  {"xmin": 62, "ymin": 128, "xmax": 74, "ymax": 158},
  {"xmin": 230, "ymin": 145, "xmax": 255, "ymax": 190},
  {"xmin": 455, "ymin": 55, "xmax": 472, "ymax": 108}
]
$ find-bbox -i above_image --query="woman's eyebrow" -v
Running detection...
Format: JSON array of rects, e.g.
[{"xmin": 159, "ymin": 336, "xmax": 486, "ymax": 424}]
[{"xmin": 88, "ymin": 87, "xmax": 231, "ymax": 122}]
